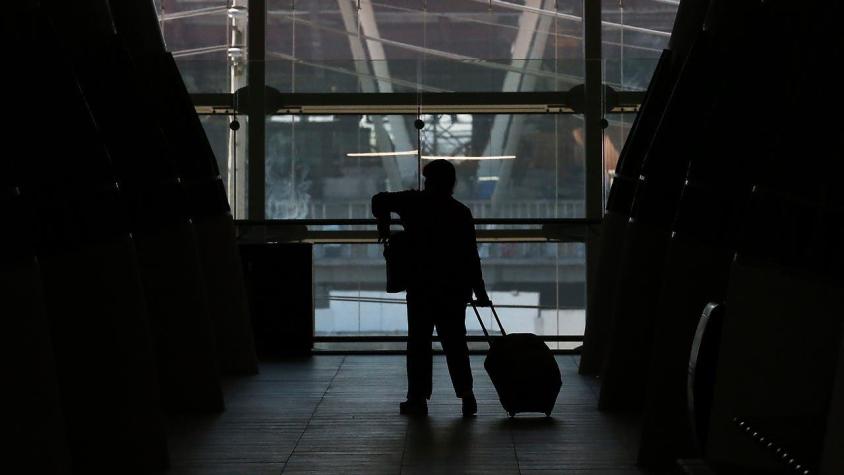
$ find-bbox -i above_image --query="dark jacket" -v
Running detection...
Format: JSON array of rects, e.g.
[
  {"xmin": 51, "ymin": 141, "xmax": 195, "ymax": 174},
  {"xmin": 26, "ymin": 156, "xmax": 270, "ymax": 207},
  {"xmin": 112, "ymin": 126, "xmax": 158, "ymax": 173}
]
[{"xmin": 372, "ymin": 190, "xmax": 484, "ymax": 299}]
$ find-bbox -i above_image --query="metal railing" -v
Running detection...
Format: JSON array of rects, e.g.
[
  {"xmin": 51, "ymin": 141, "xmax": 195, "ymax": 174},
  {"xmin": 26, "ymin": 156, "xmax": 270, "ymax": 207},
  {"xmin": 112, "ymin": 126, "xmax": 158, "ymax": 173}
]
[
  {"xmin": 296, "ymin": 199, "xmax": 585, "ymax": 221},
  {"xmin": 238, "ymin": 201, "xmax": 590, "ymax": 347}
]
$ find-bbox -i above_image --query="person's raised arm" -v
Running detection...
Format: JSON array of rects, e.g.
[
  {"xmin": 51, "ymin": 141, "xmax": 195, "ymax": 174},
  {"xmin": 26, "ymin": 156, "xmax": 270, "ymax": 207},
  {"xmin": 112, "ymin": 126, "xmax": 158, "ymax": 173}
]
[{"xmin": 371, "ymin": 191, "xmax": 413, "ymax": 243}]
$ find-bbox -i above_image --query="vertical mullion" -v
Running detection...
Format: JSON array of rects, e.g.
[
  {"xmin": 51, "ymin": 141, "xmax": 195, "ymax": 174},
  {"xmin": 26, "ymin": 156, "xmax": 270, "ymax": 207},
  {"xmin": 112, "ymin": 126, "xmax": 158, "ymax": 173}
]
[
  {"xmin": 584, "ymin": 0, "xmax": 603, "ymax": 221},
  {"xmin": 247, "ymin": 0, "xmax": 266, "ymax": 220},
  {"xmin": 583, "ymin": 0, "xmax": 602, "ymax": 355}
]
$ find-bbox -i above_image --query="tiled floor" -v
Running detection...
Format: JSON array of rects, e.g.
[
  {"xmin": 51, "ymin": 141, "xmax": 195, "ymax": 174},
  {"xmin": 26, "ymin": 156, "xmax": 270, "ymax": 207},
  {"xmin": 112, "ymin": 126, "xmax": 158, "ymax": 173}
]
[{"xmin": 161, "ymin": 355, "xmax": 651, "ymax": 474}]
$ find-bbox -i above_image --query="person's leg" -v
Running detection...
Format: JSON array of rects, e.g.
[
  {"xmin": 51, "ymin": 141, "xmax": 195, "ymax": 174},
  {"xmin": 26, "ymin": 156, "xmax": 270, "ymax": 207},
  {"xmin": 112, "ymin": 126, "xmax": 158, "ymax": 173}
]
[
  {"xmin": 435, "ymin": 295, "xmax": 473, "ymax": 400},
  {"xmin": 406, "ymin": 292, "xmax": 434, "ymax": 403}
]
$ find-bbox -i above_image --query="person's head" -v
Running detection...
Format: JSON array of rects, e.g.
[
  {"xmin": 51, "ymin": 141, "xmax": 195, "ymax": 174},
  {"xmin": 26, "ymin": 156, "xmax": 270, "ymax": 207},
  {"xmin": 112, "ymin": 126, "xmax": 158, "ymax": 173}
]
[{"xmin": 422, "ymin": 159, "xmax": 456, "ymax": 195}]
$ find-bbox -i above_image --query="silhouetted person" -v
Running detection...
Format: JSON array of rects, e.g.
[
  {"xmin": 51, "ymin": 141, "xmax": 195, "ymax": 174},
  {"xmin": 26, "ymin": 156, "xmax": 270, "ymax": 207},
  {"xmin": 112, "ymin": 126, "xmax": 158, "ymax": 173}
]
[{"xmin": 372, "ymin": 159, "xmax": 491, "ymax": 417}]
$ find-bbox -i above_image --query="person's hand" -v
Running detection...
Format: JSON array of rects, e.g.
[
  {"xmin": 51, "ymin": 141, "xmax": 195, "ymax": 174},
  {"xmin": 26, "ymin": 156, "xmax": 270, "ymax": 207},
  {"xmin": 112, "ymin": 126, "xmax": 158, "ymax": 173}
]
[
  {"xmin": 474, "ymin": 289, "xmax": 492, "ymax": 307},
  {"xmin": 377, "ymin": 220, "xmax": 390, "ymax": 243}
]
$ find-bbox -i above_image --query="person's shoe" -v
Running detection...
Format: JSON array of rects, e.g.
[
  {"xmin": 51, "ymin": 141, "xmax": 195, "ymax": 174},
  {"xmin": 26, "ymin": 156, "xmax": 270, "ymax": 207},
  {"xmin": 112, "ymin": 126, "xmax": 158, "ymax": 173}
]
[
  {"xmin": 462, "ymin": 393, "xmax": 477, "ymax": 417},
  {"xmin": 399, "ymin": 399, "xmax": 428, "ymax": 416}
]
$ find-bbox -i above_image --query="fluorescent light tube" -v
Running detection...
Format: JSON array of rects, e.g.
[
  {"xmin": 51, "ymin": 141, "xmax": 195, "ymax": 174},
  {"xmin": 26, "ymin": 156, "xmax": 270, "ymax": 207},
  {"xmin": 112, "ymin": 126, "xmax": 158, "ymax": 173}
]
[{"xmin": 346, "ymin": 150, "xmax": 418, "ymax": 157}]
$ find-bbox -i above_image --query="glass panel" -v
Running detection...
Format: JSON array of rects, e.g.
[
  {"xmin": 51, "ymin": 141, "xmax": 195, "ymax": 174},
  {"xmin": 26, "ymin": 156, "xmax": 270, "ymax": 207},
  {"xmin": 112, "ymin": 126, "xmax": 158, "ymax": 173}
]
[
  {"xmin": 263, "ymin": 113, "xmax": 585, "ymax": 219},
  {"xmin": 602, "ymin": 113, "xmax": 632, "ymax": 208},
  {"xmin": 199, "ymin": 114, "xmax": 247, "ymax": 216},
  {"xmin": 266, "ymin": 0, "xmax": 584, "ymax": 93},
  {"xmin": 314, "ymin": 242, "xmax": 585, "ymax": 345},
  {"xmin": 602, "ymin": 0, "xmax": 678, "ymax": 91},
  {"xmin": 155, "ymin": 0, "xmax": 225, "ymax": 14},
  {"xmin": 155, "ymin": 1, "xmax": 240, "ymax": 93}
]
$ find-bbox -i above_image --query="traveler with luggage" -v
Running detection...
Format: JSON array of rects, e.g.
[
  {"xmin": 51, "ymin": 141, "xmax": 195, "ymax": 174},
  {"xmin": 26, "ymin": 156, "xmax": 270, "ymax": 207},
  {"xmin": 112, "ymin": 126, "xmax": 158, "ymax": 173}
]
[{"xmin": 372, "ymin": 159, "xmax": 490, "ymax": 417}]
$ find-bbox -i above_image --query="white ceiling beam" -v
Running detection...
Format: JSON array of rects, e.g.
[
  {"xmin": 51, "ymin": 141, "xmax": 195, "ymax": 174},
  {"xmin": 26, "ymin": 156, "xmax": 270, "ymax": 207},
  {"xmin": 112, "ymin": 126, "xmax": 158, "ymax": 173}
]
[
  {"xmin": 272, "ymin": 14, "xmax": 583, "ymax": 84},
  {"xmin": 337, "ymin": 0, "xmax": 410, "ymax": 189},
  {"xmin": 352, "ymin": 0, "xmax": 417, "ymax": 188},
  {"xmin": 481, "ymin": 0, "xmax": 555, "ymax": 208},
  {"xmin": 467, "ymin": 0, "xmax": 672, "ymax": 38}
]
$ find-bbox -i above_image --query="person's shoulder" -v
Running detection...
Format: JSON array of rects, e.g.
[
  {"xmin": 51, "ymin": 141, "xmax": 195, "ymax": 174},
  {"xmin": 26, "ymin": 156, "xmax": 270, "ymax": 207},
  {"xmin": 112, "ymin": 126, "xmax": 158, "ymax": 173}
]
[
  {"xmin": 450, "ymin": 197, "xmax": 473, "ymax": 217},
  {"xmin": 375, "ymin": 189, "xmax": 421, "ymax": 200},
  {"xmin": 401, "ymin": 189, "xmax": 424, "ymax": 202},
  {"xmin": 376, "ymin": 189, "xmax": 419, "ymax": 196}
]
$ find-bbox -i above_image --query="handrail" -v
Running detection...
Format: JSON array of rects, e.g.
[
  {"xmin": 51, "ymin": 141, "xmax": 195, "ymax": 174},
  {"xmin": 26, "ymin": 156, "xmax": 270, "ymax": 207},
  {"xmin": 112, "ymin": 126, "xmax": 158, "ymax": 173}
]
[
  {"xmin": 236, "ymin": 218, "xmax": 600, "ymax": 226},
  {"xmin": 326, "ymin": 295, "xmax": 565, "ymax": 311},
  {"xmin": 314, "ymin": 335, "xmax": 583, "ymax": 343},
  {"xmin": 733, "ymin": 417, "xmax": 813, "ymax": 475}
]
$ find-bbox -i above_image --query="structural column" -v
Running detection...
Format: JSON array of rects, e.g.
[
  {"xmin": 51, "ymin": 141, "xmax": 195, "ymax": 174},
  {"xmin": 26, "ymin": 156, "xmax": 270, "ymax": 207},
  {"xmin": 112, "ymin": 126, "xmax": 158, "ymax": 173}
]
[
  {"xmin": 229, "ymin": 0, "xmax": 249, "ymax": 217},
  {"xmin": 247, "ymin": 0, "xmax": 266, "ymax": 220},
  {"xmin": 583, "ymin": 0, "xmax": 604, "ymax": 365}
]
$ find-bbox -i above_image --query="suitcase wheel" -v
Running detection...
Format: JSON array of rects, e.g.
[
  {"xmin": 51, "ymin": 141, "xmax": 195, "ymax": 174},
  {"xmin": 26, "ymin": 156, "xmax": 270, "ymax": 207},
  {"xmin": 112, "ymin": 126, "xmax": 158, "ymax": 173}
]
[
  {"xmin": 545, "ymin": 411, "xmax": 552, "ymax": 417},
  {"xmin": 508, "ymin": 411, "xmax": 516, "ymax": 418}
]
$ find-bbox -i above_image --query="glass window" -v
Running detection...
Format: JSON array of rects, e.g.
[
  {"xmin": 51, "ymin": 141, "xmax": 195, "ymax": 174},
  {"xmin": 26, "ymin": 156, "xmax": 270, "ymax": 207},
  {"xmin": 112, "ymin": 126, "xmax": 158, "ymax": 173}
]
[
  {"xmin": 266, "ymin": 0, "xmax": 584, "ymax": 93},
  {"xmin": 602, "ymin": 113, "xmax": 632, "ymax": 208},
  {"xmin": 167, "ymin": 1, "xmax": 648, "ymax": 346},
  {"xmin": 602, "ymin": 0, "xmax": 678, "ymax": 91},
  {"xmin": 199, "ymin": 114, "xmax": 245, "ymax": 190},
  {"xmin": 314, "ymin": 242, "xmax": 585, "ymax": 347},
  {"xmin": 156, "ymin": 1, "xmax": 239, "ymax": 93},
  {"xmin": 199, "ymin": 114, "xmax": 248, "ymax": 216},
  {"xmin": 262, "ymin": 113, "xmax": 585, "ymax": 219},
  {"xmin": 155, "ymin": 0, "xmax": 225, "ymax": 14}
]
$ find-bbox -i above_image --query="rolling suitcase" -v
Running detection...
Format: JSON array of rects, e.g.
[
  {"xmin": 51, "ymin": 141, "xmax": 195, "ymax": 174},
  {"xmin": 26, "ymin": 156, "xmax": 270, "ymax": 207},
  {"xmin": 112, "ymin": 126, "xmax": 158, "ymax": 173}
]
[{"xmin": 471, "ymin": 302, "xmax": 562, "ymax": 417}]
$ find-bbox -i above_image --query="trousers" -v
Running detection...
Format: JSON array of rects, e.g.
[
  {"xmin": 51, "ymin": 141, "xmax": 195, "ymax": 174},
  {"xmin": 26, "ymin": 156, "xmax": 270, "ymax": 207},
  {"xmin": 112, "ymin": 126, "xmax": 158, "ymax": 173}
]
[{"xmin": 406, "ymin": 289, "xmax": 473, "ymax": 399}]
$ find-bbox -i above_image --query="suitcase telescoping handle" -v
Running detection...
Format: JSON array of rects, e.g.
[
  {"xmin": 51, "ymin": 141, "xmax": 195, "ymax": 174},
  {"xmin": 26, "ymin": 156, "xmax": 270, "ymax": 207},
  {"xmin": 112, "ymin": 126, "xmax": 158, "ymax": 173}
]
[{"xmin": 470, "ymin": 301, "xmax": 506, "ymax": 343}]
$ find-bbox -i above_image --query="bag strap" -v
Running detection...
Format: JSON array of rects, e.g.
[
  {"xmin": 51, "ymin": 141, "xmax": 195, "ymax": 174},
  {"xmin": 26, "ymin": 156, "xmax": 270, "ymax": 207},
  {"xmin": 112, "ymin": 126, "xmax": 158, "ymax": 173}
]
[{"xmin": 469, "ymin": 301, "xmax": 506, "ymax": 345}]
